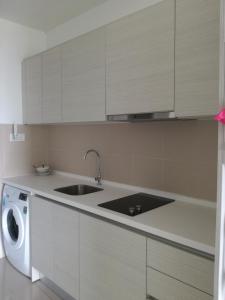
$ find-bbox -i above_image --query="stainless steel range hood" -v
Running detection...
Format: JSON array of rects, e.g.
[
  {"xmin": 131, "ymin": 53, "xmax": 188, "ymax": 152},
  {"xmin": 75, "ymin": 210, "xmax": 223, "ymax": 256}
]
[{"xmin": 107, "ymin": 112, "xmax": 176, "ymax": 122}]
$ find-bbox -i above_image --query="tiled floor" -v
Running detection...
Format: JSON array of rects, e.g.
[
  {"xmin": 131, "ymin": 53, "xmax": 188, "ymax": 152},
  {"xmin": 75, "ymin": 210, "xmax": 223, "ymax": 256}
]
[{"xmin": 0, "ymin": 258, "xmax": 62, "ymax": 300}]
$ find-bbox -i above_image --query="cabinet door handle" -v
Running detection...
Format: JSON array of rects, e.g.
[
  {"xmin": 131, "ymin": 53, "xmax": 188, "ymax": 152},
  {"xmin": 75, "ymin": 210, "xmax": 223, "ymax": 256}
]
[{"xmin": 147, "ymin": 295, "xmax": 159, "ymax": 300}]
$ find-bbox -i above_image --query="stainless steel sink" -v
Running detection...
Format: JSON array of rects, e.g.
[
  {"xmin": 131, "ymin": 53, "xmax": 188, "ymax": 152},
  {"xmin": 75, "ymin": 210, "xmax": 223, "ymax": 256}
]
[{"xmin": 54, "ymin": 184, "xmax": 103, "ymax": 196}]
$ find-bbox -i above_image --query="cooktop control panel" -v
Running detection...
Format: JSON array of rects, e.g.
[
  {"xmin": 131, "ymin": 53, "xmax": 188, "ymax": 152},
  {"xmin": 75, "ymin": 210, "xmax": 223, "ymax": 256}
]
[{"xmin": 98, "ymin": 193, "xmax": 175, "ymax": 217}]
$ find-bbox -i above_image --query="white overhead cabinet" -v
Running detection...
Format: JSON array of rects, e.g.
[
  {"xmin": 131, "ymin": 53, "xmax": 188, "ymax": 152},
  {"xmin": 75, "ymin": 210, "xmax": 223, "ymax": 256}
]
[
  {"xmin": 62, "ymin": 28, "xmax": 106, "ymax": 122},
  {"xmin": 22, "ymin": 0, "xmax": 220, "ymax": 123},
  {"xmin": 22, "ymin": 28, "xmax": 106, "ymax": 124},
  {"xmin": 42, "ymin": 47, "xmax": 62, "ymax": 123},
  {"xmin": 80, "ymin": 214, "xmax": 146, "ymax": 300},
  {"xmin": 175, "ymin": 0, "xmax": 220, "ymax": 117},
  {"xmin": 22, "ymin": 47, "xmax": 62, "ymax": 124},
  {"xmin": 106, "ymin": 0, "xmax": 175, "ymax": 115},
  {"xmin": 22, "ymin": 55, "xmax": 42, "ymax": 124}
]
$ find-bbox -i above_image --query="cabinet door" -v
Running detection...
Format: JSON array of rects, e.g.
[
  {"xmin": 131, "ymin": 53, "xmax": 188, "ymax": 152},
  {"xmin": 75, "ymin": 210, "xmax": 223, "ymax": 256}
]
[
  {"xmin": 42, "ymin": 47, "xmax": 62, "ymax": 123},
  {"xmin": 52, "ymin": 203, "xmax": 79, "ymax": 300},
  {"xmin": 106, "ymin": 0, "xmax": 175, "ymax": 115},
  {"xmin": 175, "ymin": 0, "xmax": 220, "ymax": 117},
  {"xmin": 31, "ymin": 196, "xmax": 53, "ymax": 278},
  {"xmin": 62, "ymin": 28, "xmax": 106, "ymax": 122},
  {"xmin": 31, "ymin": 196, "xmax": 79, "ymax": 299},
  {"xmin": 22, "ymin": 55, "xmax": 42, "ymax": 124},
  {"xmin": 80, "ymin": 214, "xmax": 146, "ymax": 300}
]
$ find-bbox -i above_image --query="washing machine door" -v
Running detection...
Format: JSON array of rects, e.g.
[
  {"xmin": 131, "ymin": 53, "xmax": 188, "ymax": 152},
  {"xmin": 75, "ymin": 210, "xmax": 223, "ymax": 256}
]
[{"xmin": 2, "ymin": 204, "xmax": 25, "ymax": 249}]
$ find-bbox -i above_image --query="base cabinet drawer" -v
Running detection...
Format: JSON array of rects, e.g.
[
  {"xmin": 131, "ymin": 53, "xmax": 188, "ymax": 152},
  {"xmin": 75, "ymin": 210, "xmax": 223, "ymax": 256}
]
[
  {"xmin": 147, "ymin": 268, "xmax": 213, "ymax": 300},
  {"xmin": 147, "ymin": 238, "xmax": 214, "ymax": 295}
]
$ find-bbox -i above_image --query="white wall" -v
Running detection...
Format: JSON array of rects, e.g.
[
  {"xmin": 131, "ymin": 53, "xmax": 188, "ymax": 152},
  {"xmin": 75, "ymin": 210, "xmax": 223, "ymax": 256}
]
[
  {"xmin": 0, "ymin": 19, "xmax": 46, "ymax": 257},
  {"xmin": 0, "ymin": 124, "xmax": 49, "ymax": 259},
  {"xmin": 47, "ymin": 0, "xmax": 163, "ymax": 48},
  {"xmin": 0, "ymin": 18, "xmax": 46, "ymax": 124}
]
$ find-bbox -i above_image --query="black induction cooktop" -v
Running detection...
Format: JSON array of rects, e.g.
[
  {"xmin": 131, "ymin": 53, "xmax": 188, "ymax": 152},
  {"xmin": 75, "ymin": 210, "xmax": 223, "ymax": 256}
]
[{"xmin": 98, "ymin": 193, "xmax": 175, "ymax": 217}]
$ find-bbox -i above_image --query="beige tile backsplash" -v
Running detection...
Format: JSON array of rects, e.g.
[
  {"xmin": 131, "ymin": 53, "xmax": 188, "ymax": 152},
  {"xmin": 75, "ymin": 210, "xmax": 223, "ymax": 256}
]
[
  {"xmin": 0, "ymin": 121, "xmax": 218, "ymax": 202},
  {"xmin": 48, "ymin": 120, "xmax": 218, "ymax": 202},
  {"xmin": 0, "ymin": 125, "xmax": 49, "ymax": 178}
]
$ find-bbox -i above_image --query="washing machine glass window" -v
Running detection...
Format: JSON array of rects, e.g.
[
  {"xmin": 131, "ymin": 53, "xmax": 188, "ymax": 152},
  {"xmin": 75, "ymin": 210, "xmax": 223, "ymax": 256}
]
[
  {"xmin": 2, "ymin": 205, "xmax": 25, "ymax": 249},
  {"xmin": 7, "ymin": 209, "xmax": 19, "ymax": 242}
]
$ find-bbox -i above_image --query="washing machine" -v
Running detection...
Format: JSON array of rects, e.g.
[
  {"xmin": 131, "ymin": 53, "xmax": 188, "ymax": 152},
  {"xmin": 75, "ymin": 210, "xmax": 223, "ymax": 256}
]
[{"xmin": 1, "ymin": 184, "xmax": 31, "ymax": 277}]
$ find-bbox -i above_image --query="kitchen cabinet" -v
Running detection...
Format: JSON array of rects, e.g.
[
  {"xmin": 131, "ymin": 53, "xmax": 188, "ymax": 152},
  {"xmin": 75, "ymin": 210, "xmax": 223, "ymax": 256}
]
[
  {"xmin": 23, "ymin": 47, "xmax": 62, "ymax": 124},
  {"xmin": 147, "ymin": 238, "xmax": 214, "ymax": 299},
  {"xmin": 22, "ymin": 28, "xmax": 105, "ymax": 124},
  {"xmin": 106, "ymin": 0, "xmax": 175, "ymax": 115},
  {"xmin": 42, "ymin": 47, "xmax": 62, "ymax": 123},
  {"xmin": 30, "ymin": 193, "xmax": 215, "ymax": 300},
  {"xmin": 31, "ymin": 196, "xmax": 52, "ymax": 277},
  {"xmin": 31, "ymin": 196, "xmax": 79, "ymax": 299},
  {"xmin": 62, "ymin": 28, "xmax": 106, "ymax": 122},
  {"xmin": 80, "ymin": 213, "xmax": 146, "ymax": 300},
  {"xmin": 22, "ymin": 0, "xmax": 221, "ymax": 122},
  {"xmin": 175, "ymin": 0, "xmax": 220, "ymax": 117},
  {"xmin": 22, "ymin": 55, "xmax": 42, "ymax": 124},
  {"xmin": 147, "ymin": 268, "xmax": 213, "ymax": 300}
]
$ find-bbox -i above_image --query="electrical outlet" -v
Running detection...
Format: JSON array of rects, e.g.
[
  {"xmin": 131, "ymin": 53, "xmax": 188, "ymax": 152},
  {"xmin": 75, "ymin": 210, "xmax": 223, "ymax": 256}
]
[{"xmin": 10, "ymin": 133, "xmax": 25, "ymax": 142}]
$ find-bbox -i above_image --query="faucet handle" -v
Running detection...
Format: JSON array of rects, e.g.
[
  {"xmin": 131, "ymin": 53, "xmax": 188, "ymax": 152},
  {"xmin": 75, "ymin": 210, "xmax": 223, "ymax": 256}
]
[{"xmin": 95, "ymin": 176, "xmax": 102, "ymax": 186}]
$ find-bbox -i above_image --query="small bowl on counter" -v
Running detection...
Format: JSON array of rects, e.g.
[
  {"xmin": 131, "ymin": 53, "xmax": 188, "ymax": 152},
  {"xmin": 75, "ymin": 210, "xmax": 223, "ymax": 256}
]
[{"xmin": 33, "ymin": 164, "xmax": 52, "ymax": 176}]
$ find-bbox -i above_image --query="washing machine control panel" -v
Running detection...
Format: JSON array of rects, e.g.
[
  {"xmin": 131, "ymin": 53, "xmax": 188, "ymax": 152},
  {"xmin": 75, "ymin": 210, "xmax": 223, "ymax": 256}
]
[
  {"xmin": 19, "ymin": 193, "xmax": 27, "ymax": 201},
  {"xmin": 2, "ymin": 185, "xmax": 29, "ymax": 207}
]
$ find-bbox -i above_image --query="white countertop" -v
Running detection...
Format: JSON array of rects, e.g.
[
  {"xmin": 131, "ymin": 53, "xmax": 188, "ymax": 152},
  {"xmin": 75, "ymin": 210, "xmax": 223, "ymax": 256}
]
[{"xmin": 2, "ymin": 172, "xmax": 216, "ymax": 256}]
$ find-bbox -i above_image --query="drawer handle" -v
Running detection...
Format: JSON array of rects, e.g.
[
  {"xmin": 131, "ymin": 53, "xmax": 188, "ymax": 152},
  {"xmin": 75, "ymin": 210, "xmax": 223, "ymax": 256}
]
[{"xmin": 147, "ymin": 295, "xmax": 159, "ymax": 300}]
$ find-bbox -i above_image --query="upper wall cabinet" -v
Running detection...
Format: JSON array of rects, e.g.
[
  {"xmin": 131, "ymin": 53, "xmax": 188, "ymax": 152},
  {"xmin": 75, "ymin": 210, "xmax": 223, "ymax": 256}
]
[
  {"xmin": 62, "ymin": 28, "xmax": 106, "ymax": 122},
  {"xmin": 106, "ymin": 0, "xmax": 175, "ymax": 116},
  {"xmin": 175, "ymin": 0, "xmax": 220, "ymax": 117},
  {"xmin": 22, "ymin": 46, "xmax": 62, "ymax": 124},
  {"xmin": 42, "ymin": 47, "xmax": 62, "ymax": 123},
  {"xmin": 22, "ymin": 0, "xmax": 221, "ymax": 123},
  {"xmin": 22, "ymin": 28, "xmax": 106, "ymax": 124},
  {"xmin": 22, "ymin": 55, "xmax": 42, "ymax": 124}
]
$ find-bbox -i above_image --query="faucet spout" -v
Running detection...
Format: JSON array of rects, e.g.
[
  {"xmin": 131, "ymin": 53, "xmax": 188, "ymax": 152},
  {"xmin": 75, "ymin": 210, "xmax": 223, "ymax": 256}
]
[{"xmin": 83, "ymin": 149, "xmax": 102, "ymax": 186}]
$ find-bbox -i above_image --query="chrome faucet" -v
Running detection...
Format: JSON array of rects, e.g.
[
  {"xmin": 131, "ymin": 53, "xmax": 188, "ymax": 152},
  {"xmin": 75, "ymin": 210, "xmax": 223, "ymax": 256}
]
[{"xmin": 83, "ymin": 149, "xmax": 102, "ymax": 186}]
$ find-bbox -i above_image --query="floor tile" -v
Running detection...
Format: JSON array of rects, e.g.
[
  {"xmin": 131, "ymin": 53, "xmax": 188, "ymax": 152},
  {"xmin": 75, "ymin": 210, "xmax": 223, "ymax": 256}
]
[{"xmin": 0, "ymin": 258, "xmax": 62, "ymax": 300}]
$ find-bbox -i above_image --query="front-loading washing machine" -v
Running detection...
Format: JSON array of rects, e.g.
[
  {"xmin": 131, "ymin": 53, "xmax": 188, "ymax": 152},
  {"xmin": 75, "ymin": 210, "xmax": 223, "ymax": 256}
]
[{"xmin": 1, "ymin": 184, "xmax": 31, "ymax": 277}]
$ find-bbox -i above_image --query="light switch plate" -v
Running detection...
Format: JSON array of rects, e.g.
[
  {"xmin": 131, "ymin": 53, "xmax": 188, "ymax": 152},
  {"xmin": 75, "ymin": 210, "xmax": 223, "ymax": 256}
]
[{"xmin": 10, "ymin": 133, "xmax": 25, "ymax": 142}]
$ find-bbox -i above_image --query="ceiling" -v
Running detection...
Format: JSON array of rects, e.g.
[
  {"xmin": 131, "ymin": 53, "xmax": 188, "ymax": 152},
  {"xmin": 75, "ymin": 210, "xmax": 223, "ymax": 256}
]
[{"xmin": 0, "ymin": 0, "xmax": 108, "ymax": 32}]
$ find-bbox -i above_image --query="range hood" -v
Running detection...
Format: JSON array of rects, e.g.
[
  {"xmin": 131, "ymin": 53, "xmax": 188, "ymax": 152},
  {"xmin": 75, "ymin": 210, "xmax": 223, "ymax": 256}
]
[{"xmin": 107, "ymin": 112, "xmax": 176, "ymax": 122}]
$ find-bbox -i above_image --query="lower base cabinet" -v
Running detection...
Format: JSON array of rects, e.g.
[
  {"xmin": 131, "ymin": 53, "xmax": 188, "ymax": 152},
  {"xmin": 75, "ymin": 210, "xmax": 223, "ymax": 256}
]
[
  {"xmin": 31, "ymin": 196, "xmax": 79, "ymax": 299},
  {"xmin": 79, "ymin": 214, "xmax": 146, "ymax": 300},
  {"xmin": 31, "ymin": 196, "xmax": 214, "ymax": 300}
]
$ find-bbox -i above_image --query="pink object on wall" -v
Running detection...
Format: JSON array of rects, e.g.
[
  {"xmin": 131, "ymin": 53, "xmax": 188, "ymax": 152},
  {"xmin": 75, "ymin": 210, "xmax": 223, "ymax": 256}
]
[{"xmin": 215, "ymin": 109, "xmax": 225, "ymax": 124}]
